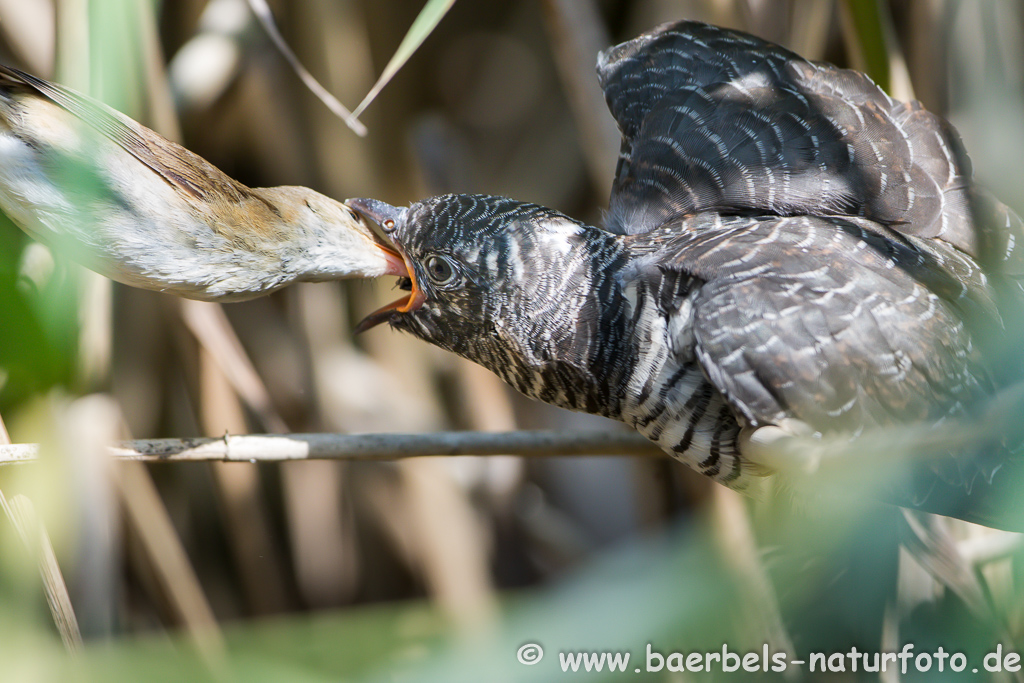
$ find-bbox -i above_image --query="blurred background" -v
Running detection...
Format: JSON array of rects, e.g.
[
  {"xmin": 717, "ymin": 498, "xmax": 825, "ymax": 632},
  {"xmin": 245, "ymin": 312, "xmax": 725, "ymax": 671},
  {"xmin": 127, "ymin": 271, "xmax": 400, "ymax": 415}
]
[{"xmin": 0, "ymin": 0, "xmax": 1023, "ymax": 680}]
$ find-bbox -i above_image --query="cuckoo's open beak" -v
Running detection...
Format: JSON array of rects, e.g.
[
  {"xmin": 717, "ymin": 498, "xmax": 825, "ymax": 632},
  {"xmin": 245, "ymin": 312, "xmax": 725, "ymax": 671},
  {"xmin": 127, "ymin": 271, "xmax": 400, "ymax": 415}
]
[{"xmin": 348, "ymin": 198, "xmax": 426, "ymax": 333}]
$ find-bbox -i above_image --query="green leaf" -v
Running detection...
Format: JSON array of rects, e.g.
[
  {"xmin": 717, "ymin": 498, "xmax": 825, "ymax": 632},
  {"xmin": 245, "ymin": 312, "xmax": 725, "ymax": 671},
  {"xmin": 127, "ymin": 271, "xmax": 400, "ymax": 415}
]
[
  {"xmin": 841, "ymin": 0, "xmax": 891, "ymax": 93},
  {"xmin": 348, "ymin": 0, "xmax": 457, "ymax": 122},
  {"xmin": 0, "ymin": 218, "xmax": 77, "ymax": 411}
]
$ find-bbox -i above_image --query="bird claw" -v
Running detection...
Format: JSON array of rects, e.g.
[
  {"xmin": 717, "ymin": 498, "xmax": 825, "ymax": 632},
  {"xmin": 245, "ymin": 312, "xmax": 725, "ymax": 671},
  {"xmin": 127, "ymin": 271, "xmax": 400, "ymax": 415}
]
[{"xmin": 740, "ymin": 419, "xmax": 821, "ymax": 475}]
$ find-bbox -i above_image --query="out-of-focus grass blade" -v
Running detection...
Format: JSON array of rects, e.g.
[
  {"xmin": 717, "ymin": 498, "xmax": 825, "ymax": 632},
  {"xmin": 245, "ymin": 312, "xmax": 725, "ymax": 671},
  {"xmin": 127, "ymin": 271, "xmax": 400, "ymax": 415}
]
[
  {"xmin": 840, "ymin": 0, "xmax": 891, "ymax": 93},
  {"xmin": 245, "ymin": 0, "xmax": 368, "ymax": 137},
  {"xmin": 840, "ymin": 0, "xmax": 914, "ymax": 101},
  {"xmin": 348, "ymin": 0, "xmax": 457, "ymax": 123}
]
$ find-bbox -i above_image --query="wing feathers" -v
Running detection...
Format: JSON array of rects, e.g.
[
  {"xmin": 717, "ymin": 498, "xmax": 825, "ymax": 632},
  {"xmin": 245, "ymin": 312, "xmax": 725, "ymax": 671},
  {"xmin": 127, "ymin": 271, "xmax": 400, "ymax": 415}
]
[{"xmin": 599, "ymin": 21, "xmax": 979, "ymax": 259}]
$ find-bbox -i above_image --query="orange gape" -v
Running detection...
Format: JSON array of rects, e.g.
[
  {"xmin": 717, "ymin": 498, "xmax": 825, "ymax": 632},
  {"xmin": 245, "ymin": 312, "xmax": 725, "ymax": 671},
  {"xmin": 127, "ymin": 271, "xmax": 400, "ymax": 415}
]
[{"xmin": 348, "ymin": 21, "xmax": 1024, "ymax": 531}]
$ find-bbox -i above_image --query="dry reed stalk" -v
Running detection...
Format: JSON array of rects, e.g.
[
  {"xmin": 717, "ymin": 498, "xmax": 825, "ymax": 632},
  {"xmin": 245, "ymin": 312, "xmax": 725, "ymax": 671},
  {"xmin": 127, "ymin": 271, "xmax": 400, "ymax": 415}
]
[
  {"xmin": 0, "ymin": 492, "xmax": 83, "ymax": 652},
  {"xmin": 710, "ymin": 487, "xmax": 796, "ymax": 669},
  {"xmin": 198, "ymin": 343, "xmax": 290, "ymax": 615},
  {"xmin": 115, "ymin": 459, "xmax": 226, "ymax": 663},
  {"xmin": 540, "ymin": 0, "xmax": 619, "ymax": 193},
  {"xmin": 0, "ymin": 410, "xmax": 82, "ymax": 653},
  {"xmin": 0, "ymin": 430, "xmax": 663, "ymax": 465}
]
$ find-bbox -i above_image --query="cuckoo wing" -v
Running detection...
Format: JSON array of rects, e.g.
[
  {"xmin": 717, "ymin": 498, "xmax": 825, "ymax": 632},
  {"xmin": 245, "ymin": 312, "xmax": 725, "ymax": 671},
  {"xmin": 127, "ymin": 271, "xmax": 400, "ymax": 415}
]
[
  {"xmin": 633, "ymin": 212, "xmax": 1017, "ymax": 527},
  {"xmin": 598, "ymin": 21, "xmax": 977, "ymax": 260}
]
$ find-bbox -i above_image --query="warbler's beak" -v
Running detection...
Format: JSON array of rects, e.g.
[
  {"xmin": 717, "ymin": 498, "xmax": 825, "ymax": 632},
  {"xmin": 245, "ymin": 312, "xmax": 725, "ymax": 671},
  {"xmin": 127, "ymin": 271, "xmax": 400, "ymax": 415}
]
[
  {"xmin": 377, "ymin": 245, "xmax": 409, "ymax": 277},
  {"xmin": 348, "ymin": 198, "xmax": 426, "ymax": 333}
]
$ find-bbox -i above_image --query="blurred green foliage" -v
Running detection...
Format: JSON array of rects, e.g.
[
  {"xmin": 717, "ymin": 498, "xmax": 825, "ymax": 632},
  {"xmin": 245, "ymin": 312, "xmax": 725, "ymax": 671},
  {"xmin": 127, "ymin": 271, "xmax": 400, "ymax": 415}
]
[{"xmin": 0, "ymin": 216, "xmax": 78, "ymax": 412}]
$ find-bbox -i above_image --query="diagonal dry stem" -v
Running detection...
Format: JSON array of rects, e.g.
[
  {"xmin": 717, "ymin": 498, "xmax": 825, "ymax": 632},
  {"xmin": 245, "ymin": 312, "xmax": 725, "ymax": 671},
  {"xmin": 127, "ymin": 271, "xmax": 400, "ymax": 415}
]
[{"xmin": 0, "ymin": 491, "xmax": 83, "ymax": 653}]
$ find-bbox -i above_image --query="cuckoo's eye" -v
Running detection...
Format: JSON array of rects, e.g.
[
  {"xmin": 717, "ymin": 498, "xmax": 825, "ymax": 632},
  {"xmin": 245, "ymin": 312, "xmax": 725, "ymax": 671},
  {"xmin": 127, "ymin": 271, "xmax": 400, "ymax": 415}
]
[{"xmin": 424, "ymin": 254, "xmax": 459, "ymax": 286}]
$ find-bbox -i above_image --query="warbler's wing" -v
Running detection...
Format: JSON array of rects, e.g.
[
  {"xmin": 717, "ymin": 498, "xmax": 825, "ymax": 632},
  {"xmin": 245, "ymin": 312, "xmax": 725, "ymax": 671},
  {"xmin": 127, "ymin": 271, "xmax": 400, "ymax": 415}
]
[{"xmin": 0, "ymin": 64, "xmax": 254, "ymax": 204}]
